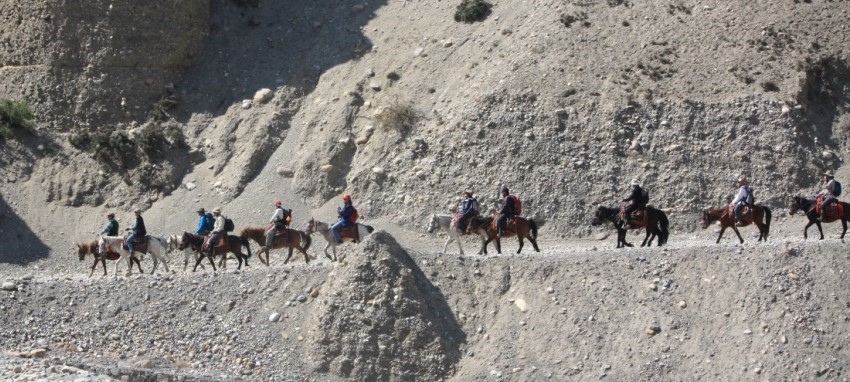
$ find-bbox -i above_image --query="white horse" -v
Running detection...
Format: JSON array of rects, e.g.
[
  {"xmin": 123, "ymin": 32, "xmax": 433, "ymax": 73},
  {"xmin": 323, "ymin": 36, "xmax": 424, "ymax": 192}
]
[
  {"xmin": 426, "ymin": 214, "xmax": 489, "ymax": 255},
  {"xmin": 98, "ymin": 235, "xmax": 170, "ymax": 275},
  {"xmin": 166, "ymin": 234, "xmax": 207, "ymax": 272},
  {"xmin": 305, "ymin": 218, "xmax": 374, "ymax": 261}
]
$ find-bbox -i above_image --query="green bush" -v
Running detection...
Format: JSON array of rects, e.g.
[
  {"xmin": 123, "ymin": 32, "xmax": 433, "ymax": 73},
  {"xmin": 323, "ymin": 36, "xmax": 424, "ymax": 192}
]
[
  {"xmin": 454, "ymin": 0, "xmax": 490, "ymax": 23},
  {"xmin": 0, "ymin": 99, "xmax": 35, "ymax": 139}
]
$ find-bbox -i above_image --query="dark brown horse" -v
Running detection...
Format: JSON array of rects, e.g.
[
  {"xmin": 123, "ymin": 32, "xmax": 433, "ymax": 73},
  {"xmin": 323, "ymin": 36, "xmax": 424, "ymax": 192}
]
[
  {"xmin": 240, "ymin": 226, "xmax": 312, "ymax": 265},
  {"xmin": 178, "ymin": 232, "xmax": 252, "ymax": 272},
  {"xmin": 591, "ymin": 206, "xmax": 670, "ymax": 248},
  {"xmin": 701, "ymin": 204, "xmax": 772, "ymax": 244},
  {"xmin": 474, "ymin": 214, "xmax": 540, "ymax": 255},
  {"xmin": 76, "ymin": 240, "xmax": 141, "ymax": 277},
  {"xmin": 788, "ymin": 196, "xmax": 850, "ymax": 241}
]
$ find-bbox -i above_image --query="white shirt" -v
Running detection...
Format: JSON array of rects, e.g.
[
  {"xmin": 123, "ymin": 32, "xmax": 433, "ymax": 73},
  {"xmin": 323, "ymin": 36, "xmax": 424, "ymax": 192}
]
[{"xmin": 269, "ymin": 208, "xmax": 285, "ymax": 224}]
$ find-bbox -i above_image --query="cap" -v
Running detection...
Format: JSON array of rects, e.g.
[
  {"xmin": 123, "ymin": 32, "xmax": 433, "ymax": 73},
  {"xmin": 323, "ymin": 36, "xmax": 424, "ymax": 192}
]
[
  {"xmin": 197, "ymin": 208, "xmax": 205, "ymax": 213},
  {"xmin": 501, "ymin": 187, "xmax": 509, "ymax": 194},
  {"xmin": 275, "ymin": 200, "xmax": 282, "ymax": 207},
  {"xmin": 343, "ymin": 194, "xmax": 351, "ymax": 201}
]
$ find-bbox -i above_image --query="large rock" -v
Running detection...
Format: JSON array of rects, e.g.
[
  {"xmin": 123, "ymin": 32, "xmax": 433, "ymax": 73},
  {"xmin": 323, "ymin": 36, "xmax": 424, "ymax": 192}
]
[{"xmin": 306, "ymin": 231, "xmax": 463, "ymax": 381}]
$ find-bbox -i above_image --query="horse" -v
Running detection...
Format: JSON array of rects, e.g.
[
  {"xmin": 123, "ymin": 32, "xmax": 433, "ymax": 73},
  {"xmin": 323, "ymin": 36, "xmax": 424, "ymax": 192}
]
[
  {"xmin": 98, "ymin": 235, "xmax": 171, "ymax": 275},
  {"xmin": 177, "ymin": 232, "xmax": 252, "ymax": 272},
  {"xmin": 591, "ymin": 206, "xmax": 670, "ymax": 248},
  {"xmin": 426, "ymin": 214, "xmax": 490, "ymax": 255},
  {"xmin": 166, "ymin": 234, "xmax": 207, "ymax": 272},
  {"xmin": 474, "ymin": 214, "xmax": 540, "ymax": 255},
  {"xmin": 239, "ymin": 226, "xmax": 312, "ymax": 265},
  {"xmin": 304, "ymin": 218, "xmax": 374, "ymax": 261},
  {"xmin": 700, "ymin": 204, "xmax": 772, "ymax": 244},
  {"xmin": 76, "ymin": 240, "xmax": 141, "ymax": 277},
  {"xmin": 788, "ymin": 196, "xmax": 850, "ymax": 241}
]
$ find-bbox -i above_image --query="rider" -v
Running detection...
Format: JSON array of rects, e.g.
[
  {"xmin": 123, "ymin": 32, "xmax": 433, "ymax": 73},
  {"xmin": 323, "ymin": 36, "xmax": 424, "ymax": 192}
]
[
  {"xmin": 196, "ymin": 208, "xmax": 215, "ymax": 236},
  {"xmin": 622, "ymin": 179, "xmax": 648, "ymax": 220},
  {"xmin": 458, "ymin": 190, "xmax": 479, "ymax": 234},
  {"xmin": 497, "ymin": 187, "xmax": 518, "ymax": 237},
  {"xmin": 127, "ymin": 208, "xmax": 146, "ymax": 254},
  {"xmin": 731, "ymin": 176, "xmax": 754, "ymax": 227},
  {"xmin": 818, "ymin": 170, "xmax": 839, "ymax": 220},
  {"xmin": 100, "ymin": 212, "xmax": 119, "ymax": 236},
  {"xmin": 207, "ymin": 207, "xmax": 225, "ymax": 258},
  {"xmin": 331, "ymin": 194, "xmax": 356, "ymax": 244},
  {"xmin": 265, "ymin": 200, "xmax": 290, "ymax": 249}
]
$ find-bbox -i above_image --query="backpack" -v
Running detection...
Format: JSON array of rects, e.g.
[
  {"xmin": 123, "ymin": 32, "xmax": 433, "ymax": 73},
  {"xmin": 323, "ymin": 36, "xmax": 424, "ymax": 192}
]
[
  {"xmin": 640, "ymin": 189, "xmax": 649, "ymax": 205},
  {"xmin": 508, "ymin": 195, "xmax": 522, "ymax": 215},
  {"xmin": 204, "ymin": 213, "xmax": 215, "ymax": 231},
  {"xmin": 835, "ymin": 181, "xmax": 842, "ymax": 197},
  {"xmin": 350, "ymin": 208, "xmax": 359, "ymax": 223},
  {"xmin": 471, "ymin": 198, "xmax": 481, "ymax": 214},
  {"xmin": 745, "ymin": 187, "xmax": 755, "ymax": 205},
  {"xmin": 224, "ymin": 217, "xmax": 235, "ymax": 232}
]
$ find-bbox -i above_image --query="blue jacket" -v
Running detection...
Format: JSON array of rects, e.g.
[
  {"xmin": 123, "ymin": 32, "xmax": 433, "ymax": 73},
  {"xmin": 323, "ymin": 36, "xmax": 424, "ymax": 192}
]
[
  {"xmin": 461, "ymin": 197, "xmax": 478, "ymax": 216},
  {"xmin": 337, "ymin": 202, "xmax": 356, "ymax": 228},
  {"xmin": 197, "ymin": 213, "xmax": 214, "ymax": 234}
]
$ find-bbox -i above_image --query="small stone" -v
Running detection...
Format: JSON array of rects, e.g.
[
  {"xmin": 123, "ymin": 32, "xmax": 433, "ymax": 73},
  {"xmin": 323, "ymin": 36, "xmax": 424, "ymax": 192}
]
[
  {"xmin": 241, "ymin": 99, "xmax": 252, "ymax": 109},
  {"xmin": 512, "ymin": 367, "xmax": 523, "ymax": 373},
  {"xmin": 253, "ymin": 88, "xmax": 274, "ymax": 104},
  {"xmin": 369, "ymin": 81, "xmax": 381, "ymax": 91},
  {"xmin": 372, "ymin": 167, "xmax": 385, "ymax": 175},
  {"xmin": 823, "ymin": 151, "xmax": 835, "ymax": 159},
  {"xmin": 648, "ymin": 283, "xmax": 657, "ymax": 291},
  {"xmin": 213, "ymin": 181, "xmax": 222, "ymax": 188},
  {"xmin": 30, "ymin": 349, "xmax": 47, "ymax": 358},
  {"xmin": 269, "ymin": 312, "xmax": 280, "ymax": 322},
  {"xmin": 133, "ymin": 359, "xmax": 154, "ymax": 368},
  {"xmin": 514, "ymin": 298, "xmax": 528, "ymax": 312},
  {"xmin": 594, "ymin": 232, "xmax": 608, "ymax": 240},
  {"xmin": 352, "ymin": 4, "xmax": 365, "ymax": 13},
  {"xmin": 780, "ymin": 335, "xmax": 787, "ymax": 344},
  {"xmin": 355, "ymin": 136, "xmax": 369, "ymax": 145},
  {"xmin": 678, "ymin": 300, "xmax": 687, "ymax": 309},
  {"xmin": 13, "ymin": 366, "xmax": 22, "ymax": 373},
  {"xmin": 2, "ymin": 281, "xmax": 16, "ymax": 291},
  {"xmin": 366, "ymin": 68, "xmax": 375, "ymax": 77},
  {"xmin": 477, "ymin": 326, "xmax": 484, "ymax": 333},
  {"xmin": 546, "ymin": 287, "xmax": 555, "ymax": 294},
  {"xmin": 296, "ymin": 295, "xmax": 308, "ymax": 303},
  {"xmin": 743, "ymin": 329, "xmax": 753, "ymax": 335},
  {"xmin": 414, "ymin": 47, "xmax": 425, "ymax": 57},
  {"xmin": 277, "ymin": 167, "xmax": 294, "ymax": 177},
  {"xmin": 787, "ymin": 272, "xmax": 800, "ymax": 281},
  {"xmin": 185, "ymin": 182, "xmax": 197, "ymax": 191},
  {"xmin": 321, "ymin": 165, "xmax": 334, "ymax": 173},
  {"xmin": 310, "ymin": 289, "xmax": 319, "ymax": 298}
]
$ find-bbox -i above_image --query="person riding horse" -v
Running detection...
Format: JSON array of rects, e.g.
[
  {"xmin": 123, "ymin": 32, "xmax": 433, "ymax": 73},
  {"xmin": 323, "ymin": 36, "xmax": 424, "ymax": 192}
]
[
  {"xmin": 196, "ymin": 208, "xmax": 215, "ymax": 236},
  {"xmin": 100, "ymin": 212, "xmax": 119, "ymax": 236},
  {"xmin": 622, "ymin": 179, "xmax": 648, "ymax": 222},
  {"xmin": 126, "ymin": 208, "xmax": 146, "ymax": 254},
  {"xmin": 458, "ymin": 190, "xmax": 480, "ymax": 234},
  {"xmin": 498, "ymin": 187, "xmax": 519, "ymax": 237},
  {"xmin": 264, "ymin": 200, "xmax": 290, "ymax": 248},
  {"xmin": 818, "ymin": 171, "xmax": 839, "ymax": 221},
  {"xmin": 732, "ymin": 176, "xmax": 755, "ymax": 227},
  {"xmin": 332, "ymin": 194, "xmax": 356, "ymax": 244},
  {"xmin": 207, "ymin": 208, "xmax": 225, "ymax": 258}
]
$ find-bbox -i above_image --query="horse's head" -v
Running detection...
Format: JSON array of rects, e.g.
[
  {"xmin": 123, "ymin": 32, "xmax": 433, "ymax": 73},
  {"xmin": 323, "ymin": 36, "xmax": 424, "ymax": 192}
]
[
  {"xmin": 427, "ymin": 214, "xmax": 439, "ymax": 233},
  {"xmin": 788, "ymin": 196, "xmax": 802, "ymax": 216},
  {"xmin": 590, "ymin": 206, "xmax": 609, "ymax": 226},
  {"xmin": 700, "ymin": 209, "xmax": 714, "ymax": 229},
  {"xmin": 178, "ymin": 232, "xmax": 192, "ymax": 250},
  {"xmin": 305, "ymin": 218, "xmax": 315, "ymax": 235},
  {"xmin": 76, "ymin": 243, "xmax": 88, "ymax": 261}
]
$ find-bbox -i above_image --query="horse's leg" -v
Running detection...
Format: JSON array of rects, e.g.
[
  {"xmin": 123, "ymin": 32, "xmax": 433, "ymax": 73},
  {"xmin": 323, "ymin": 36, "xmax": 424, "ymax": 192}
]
[
  {"xmin": 842, "ymin": 219, "xmax": 847, "ymax": 242},
  {"xmin": 480, "ymin": 237, "xmax": 491, "ymax": 255},
  {"xmin": 89, "ymin": 258, "xmax": 97, "ymax": 278},
  {"xmin": 100, "ymin": 258, "xmax": 107, "ymax": 276},
  {"xmin": 640, "ymin": 229, "xmax": 651, "ymax": 247},
  {"xmin": 284, "ymin": 246, "xmax": 293, "ymax": 264},
  {"xmin": 529, "ymin": 235, "xmax": 541, "ymax": 252},
  {"xmin": 732, "ymin": 226, "xmax": 744, "ymax": 244},
  {"xmin": 516, "ymin": 236, "xmax": 524, "ymax": 254},
  {"xmin": 192, "ymin": 252, "xmax": 205, "ymax": 272},
  {"xmin": 495, "ymin": 238, "xmax": 502, "ymax": 255},
  {"xmin": 207, "ymin": 253, "xmax": 217, "ymax": 271},
  {"xmin": 442, "ymin": 235, "xmax": 453, "ymax": 255},
  {"xmin": 133, "ymin": 257, "xmax": 143, "ymax": 274},
  {"xmin": 301, "ymin": 245, "xmax": 310, "ymax": 263},
  {"xmin": 816, "ymin": 221, "xmax": 825, "ymax": 240},
  {"xmin": 716, "ymin": 227, "xmax": 726, "ymax": 244}
]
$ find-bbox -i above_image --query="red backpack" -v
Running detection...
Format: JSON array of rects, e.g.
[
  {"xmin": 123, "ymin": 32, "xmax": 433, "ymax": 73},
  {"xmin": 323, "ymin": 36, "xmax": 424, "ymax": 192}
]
[
  {"xmin": 350, "ymin": 208, "xmax": 359, "ymax": 223},
  {"xmin": 509, "ymin": 195, "xmax": 522, "ymax": 215}
]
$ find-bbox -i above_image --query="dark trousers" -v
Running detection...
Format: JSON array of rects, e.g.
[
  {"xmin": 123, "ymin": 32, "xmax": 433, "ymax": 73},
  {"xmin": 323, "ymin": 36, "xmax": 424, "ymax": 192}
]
[
  {"xmin": 624, "ymin": 204, "xmax": 644, "ymax": 219},
  {"xmin": 734, "ymin": 203, "xmax": 746, "ymax": 222},
  {"xmin": 208, "ymin": 232, "xmax": 223, "ymax": 256},
  {"xmin": 458, "ymin": 213, "xmax": 476, "ymax": 232},
  {"xmin": 498, "ymin": 213, "xmax": 511, "ymax": 233}
]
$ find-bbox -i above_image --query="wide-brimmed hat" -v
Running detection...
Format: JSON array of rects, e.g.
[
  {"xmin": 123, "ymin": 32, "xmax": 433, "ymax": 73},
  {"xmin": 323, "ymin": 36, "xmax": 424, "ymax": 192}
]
[
  {"xmin": 107, "ymin": 213, "xmax": 115, "ymax": 218},
  {"xmin": 213, "ymin": 207, "xmax": 222, "ymax": 214},
  {"xmin": 463, "ymin": 189, "xmax": 473, "ymax": 196},
  {"xmin": 133, "ymin": 208, "xmax": 142, "ymax": 213},
  {"xmin": 197, "ymin": 208, "xmax": 205, "ymax": 213},
  {"xmin": 823, "ymin": 170, "xmax": 835, "ymax": 178},
  {"xmin": 630, "ymin": 179, "xmax": 641, "ymax": 187}
]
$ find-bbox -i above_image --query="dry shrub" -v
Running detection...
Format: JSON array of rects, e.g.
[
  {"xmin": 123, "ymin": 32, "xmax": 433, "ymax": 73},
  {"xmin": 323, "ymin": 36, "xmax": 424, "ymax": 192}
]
[{"xmin": 376, "ymin": 102, "xmax": 418, "ymax": 133}]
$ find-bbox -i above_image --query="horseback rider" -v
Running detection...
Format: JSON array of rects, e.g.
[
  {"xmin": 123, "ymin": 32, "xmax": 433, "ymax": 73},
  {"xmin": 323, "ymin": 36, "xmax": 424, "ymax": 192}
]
[
  {"xmin": 497, "ymin": 187, "xmax": 518, "ymax": 237},
  {"xmin": 458, "ymin": 190, "xmax": 479, "ymax": 234},
  {"xmin": 265, "ymin": 200, "xmax": 290, "ymax": 249},
  {"xmin": 622, "ymin": 179, "xmax": 648, "ymax": 221},
  {"xmin": 196, "ymin": 208, "xmax": 215, "ymax": 236},
  {"xmin": 818, "ymin": 170, "xmax": 839, "ymax": 220},
  {"xmin": 332, "ymin": 194, "xmax": 356, "ymax": 244},
  {"xmin": 731, "ymin": 176, "xmax": 754, "ymax": 227},
  {"xmin": 100, "ymin": 213, "xmax": 119, "ymax": 236},
  {"xmin": 126, "ymin": 208, "xmax": 146, "ymax": 254},
  {"xmin": 207, "ymin": 207, "xmax": 225, "ymax": 258}
]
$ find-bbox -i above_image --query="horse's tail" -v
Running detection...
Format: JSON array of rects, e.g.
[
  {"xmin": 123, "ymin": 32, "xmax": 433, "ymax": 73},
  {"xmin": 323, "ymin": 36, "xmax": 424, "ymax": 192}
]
[
  {"xmin": 658, "ymin": 209, "xmax": 670, "ymax": 245},
  {"xmin": 241, "ymin": 236, "xmax": 252, "ymax": 258},
  {"xmin": 763, "ymin": 205, "xmax": 772, "ymax": 239},
  {"xmin": 529, "ymin": 219, "xmax": 538, "ymax": 241},
  {"xmin": 301, "ymin": 231, "xmax": 312, "ymax": 252}
]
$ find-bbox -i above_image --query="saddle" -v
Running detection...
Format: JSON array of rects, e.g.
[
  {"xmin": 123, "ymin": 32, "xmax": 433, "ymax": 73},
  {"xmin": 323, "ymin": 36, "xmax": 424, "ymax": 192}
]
[
  {"xmin": 339, "ymin": 225, "xmax": 361, "ymax": 243},
  {"xmin": 620, "ymin": 207, "xmax": 648, "ymax": 228},
  {"xmin": 202, "ymin": 234, "xmax": 228, "ymax": 252},
  {"xmin": 122, "ymin": 234, "xmax": 149, "ymax": 253},
  {"xmin": 815, "ymin": 196, "xmax": 843, "ymax": 219},
  {"xmin": 491, "ymin": 216, "xmax": 517, "ymax": 237},
  {"xmin": 727, "ymin": 205, "xmax": 752, "ymax": 224}
]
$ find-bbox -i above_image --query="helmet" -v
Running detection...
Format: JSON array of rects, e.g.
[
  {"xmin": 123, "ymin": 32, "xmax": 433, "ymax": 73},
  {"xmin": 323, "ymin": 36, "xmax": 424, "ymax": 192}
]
[
  {"xmin": 630, "ymin": 179, "xmax": 641, "ymax": 187},
  {"xmin": 213, "ymin": 207, "xmax": 222, "ymax": 214},
  {"xmin": 275, "ymin": 200, "xmax": 282, "ymax": 207},
  {"xmin": 197, "ymin": 208, "xmax": 205, "ymax": 213},
  {"xmin": 343, "ymin": 194, "xmax": 352, "ymax": 202}
]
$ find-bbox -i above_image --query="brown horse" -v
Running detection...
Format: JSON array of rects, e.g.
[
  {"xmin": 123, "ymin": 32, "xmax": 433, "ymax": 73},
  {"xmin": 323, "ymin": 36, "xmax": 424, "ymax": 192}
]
[
  {"xmin": 240, "ymin": 226, "xmax": 312, "ymax": 265},
  {"xmin": 76, "ymin": 240, "xmax": 141, "ymax": 277},
  {"xmin": 701, "ymin": 204, "xmax": 772, "ymax": 244},
  {"xmin": 788, "ymin": 196, "xmax": 850, "ymax": 241},
  {"xmin": 178, "ymin": 232, "xmax": 252, "ymax": 272},
  {"xmin": 590, "ymin": 206, "xmax": 670, "ymax": 248},
  {"xmin": 474, "ymin": 214, "xmax": 540, "ymax": 255}
]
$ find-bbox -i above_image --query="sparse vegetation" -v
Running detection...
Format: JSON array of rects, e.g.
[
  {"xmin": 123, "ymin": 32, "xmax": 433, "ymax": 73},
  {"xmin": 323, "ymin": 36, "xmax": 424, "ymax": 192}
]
[
  {"xmin": 560, "ymin": 12, "xmax": 589, "ymax": 28},
  {"xmin": 454, "ymin": 0, "xmax": 490, "ymax": 23},
  {"xmin": 760, "ymin": 81, "xmax": 779, "ymax": 92},
  {"xmin": 376, "ymin": 102, "xmax": 419, "ymax": 133},
  {"xmin": 0, "ymin": 99, "xmax": 35, "ymax": 139},
  {"xmin": 148, "ymin": 94, "xmax": 179, "ymax": 122}
]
